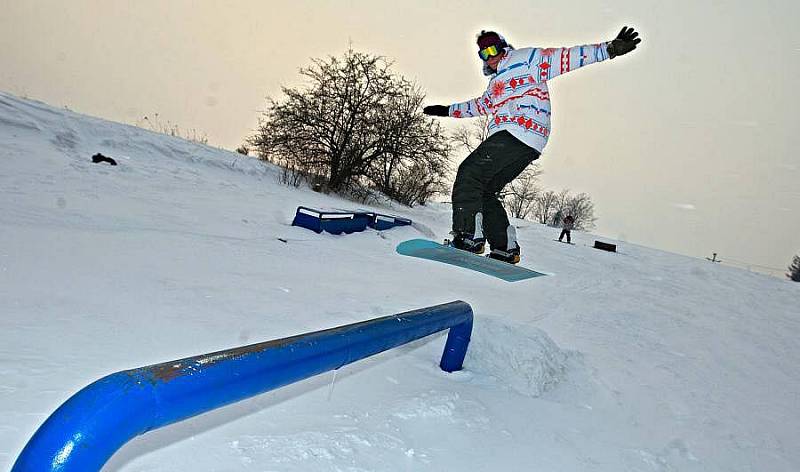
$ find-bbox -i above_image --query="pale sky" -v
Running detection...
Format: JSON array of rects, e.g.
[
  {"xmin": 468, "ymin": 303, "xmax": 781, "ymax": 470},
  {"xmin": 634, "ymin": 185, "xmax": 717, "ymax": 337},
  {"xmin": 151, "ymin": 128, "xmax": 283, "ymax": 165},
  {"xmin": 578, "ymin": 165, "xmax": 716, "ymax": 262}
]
[{"xmin": 2, "ymin": 0, "xmax": 798, "ymax": 275}]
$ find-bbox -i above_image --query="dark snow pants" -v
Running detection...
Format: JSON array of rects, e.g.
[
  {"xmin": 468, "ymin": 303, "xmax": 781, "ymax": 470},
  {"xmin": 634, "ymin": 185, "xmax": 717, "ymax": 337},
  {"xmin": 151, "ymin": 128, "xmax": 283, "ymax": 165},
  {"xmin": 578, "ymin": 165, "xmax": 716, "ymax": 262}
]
[
  {"xmin": 452, "ymin": 130, "xmax": 540, "ymax": 250},
  {"xmin": 559, "ymin": 229, "xmax": 572, "ymax": 243}
]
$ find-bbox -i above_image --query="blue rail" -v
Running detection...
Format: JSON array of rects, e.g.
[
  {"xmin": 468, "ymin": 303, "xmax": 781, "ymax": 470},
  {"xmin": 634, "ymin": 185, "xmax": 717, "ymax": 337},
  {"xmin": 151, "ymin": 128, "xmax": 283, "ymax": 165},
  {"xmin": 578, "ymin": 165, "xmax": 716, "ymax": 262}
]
[{"xmin": 12, "ymin": 301, "xmax": 473, "ymax": 471}]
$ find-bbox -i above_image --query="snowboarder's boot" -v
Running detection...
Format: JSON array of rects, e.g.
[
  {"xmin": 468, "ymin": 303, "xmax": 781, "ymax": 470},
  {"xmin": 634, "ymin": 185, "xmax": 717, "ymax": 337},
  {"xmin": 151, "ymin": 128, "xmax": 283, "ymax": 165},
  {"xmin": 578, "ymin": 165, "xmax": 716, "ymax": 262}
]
[
  {"xmin": 488, "ymin": 242, "xmax": 521, "ymax": 264},
  {"xmin": 448, "ymin": 232, "xmax": 486, "ymax": 255}
]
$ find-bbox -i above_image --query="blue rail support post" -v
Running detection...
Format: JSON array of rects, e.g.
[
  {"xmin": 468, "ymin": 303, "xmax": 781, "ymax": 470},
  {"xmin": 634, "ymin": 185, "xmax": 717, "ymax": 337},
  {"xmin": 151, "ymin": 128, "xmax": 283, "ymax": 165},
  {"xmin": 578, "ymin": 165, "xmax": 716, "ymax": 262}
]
[{"xmin": 12, "ymin": 301, "xmax": 473, "ymax": 472}]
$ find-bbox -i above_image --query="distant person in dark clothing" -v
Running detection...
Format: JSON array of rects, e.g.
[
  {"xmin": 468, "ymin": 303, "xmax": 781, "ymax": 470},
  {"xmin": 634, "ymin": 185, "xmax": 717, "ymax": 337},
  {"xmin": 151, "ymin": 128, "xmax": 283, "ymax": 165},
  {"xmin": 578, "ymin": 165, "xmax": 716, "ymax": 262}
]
[{"xmin": 558, "ymin": 215, "xmax": 575, "ymax": 243}]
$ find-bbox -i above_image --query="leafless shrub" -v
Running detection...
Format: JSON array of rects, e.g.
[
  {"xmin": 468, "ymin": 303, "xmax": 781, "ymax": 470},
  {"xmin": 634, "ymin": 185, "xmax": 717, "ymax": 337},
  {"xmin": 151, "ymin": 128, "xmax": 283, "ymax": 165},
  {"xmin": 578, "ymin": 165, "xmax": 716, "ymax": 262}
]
[
  {"xmin": 137, "ymin": 113, "xmax": 209, "ymax": 145},
  {"xmin": 249, "ymin": 48, "xmax": 451, "ymax": 205}
]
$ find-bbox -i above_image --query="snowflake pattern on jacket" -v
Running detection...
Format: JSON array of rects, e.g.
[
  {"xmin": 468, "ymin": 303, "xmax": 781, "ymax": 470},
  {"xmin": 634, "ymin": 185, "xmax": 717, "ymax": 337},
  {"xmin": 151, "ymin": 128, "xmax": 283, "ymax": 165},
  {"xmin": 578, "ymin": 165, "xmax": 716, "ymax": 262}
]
[{"xmin": 449, "ymin": 43, "xmax": 610, "ymax": 152}]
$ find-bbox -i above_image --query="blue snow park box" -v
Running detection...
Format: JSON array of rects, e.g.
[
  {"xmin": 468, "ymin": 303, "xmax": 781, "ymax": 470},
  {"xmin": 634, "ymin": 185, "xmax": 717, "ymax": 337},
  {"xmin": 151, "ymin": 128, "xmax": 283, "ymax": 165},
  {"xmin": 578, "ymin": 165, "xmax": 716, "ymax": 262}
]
[
  {"xmin": 367, "ymin": 212, "xmax": 413, "ymax": 231},
  {"xmin": 291, "ymin": 207, "xmax": 371, "ymax": 235}
]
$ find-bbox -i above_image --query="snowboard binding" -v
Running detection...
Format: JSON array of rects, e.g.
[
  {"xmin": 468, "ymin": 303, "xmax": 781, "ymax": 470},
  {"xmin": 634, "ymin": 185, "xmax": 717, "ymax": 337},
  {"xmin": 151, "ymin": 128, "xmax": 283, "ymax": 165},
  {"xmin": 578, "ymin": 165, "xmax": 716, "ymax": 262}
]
[
  {"xmin": 487, "ymin": 243, "xmax": 521, "ymax": 264},
  {"xmin": 446, "ymin": 233, "xmax": 486, "ymax": 255}
]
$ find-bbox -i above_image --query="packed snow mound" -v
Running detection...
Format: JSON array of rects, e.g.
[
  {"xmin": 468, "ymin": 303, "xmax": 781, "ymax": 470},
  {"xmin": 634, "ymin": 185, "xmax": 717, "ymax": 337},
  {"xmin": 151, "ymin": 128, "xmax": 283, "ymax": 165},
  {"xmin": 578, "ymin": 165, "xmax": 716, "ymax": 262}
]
[
  {"xmin": 0, "ymin": 92, "xmax": 270, "ymax": 177},
  {"xmin": 466, "ymin": 316, "xmax": 571, "ymax": 397}
]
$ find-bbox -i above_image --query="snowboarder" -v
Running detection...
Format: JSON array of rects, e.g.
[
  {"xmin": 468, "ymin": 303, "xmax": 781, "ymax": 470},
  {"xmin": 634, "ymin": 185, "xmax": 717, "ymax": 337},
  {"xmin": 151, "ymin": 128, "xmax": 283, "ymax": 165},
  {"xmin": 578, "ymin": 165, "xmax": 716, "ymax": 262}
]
[
  {"xmin": 424, "ymin": 27, "xmax": 641, "ymax": 264},
  {"xmin": 558, "ymin": 215, "xmax": 575, "ymax": 244}
]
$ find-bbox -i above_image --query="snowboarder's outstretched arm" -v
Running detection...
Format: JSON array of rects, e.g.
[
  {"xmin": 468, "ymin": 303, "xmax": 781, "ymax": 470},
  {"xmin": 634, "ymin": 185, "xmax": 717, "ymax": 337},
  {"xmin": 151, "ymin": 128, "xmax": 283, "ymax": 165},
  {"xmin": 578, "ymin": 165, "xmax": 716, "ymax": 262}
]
[
  {"xmin": 523, "ymin": 43, "xmax": 609, "ymax": 83},
  {"xmin": 447, "ymin": 89, "xmax": 494, "ymax": 118},
  {"xmin": 423, "ymin": 27, "xmax": 641, "ymax": 117},
  {"xmin": 525, "ymin": 26, "xmax": 641, "ymax": 83},
  {"xmin": 423, "ymin": 88, "xmax": 494, "ymax": 119}
]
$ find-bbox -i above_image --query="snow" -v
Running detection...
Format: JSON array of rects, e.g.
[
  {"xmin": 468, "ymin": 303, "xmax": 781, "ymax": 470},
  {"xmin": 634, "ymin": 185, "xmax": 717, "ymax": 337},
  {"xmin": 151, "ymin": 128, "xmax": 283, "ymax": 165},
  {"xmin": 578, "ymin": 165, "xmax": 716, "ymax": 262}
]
[{"xmin": 1, "ymin": 90, "xmax": 799, "ymax": 471}]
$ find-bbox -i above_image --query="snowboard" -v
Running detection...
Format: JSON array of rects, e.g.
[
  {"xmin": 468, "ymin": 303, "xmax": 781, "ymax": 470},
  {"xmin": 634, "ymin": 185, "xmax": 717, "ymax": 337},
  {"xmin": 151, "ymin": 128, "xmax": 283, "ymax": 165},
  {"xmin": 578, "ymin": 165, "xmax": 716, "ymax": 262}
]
[{"xmin": 396, "ymin": 239, "xmax": 546, "ymax": 282}]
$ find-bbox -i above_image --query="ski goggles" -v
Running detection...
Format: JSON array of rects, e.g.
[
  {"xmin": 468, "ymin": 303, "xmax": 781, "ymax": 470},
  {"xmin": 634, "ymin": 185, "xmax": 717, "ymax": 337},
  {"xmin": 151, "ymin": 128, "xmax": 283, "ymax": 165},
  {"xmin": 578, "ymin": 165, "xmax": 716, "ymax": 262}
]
[{"xmin": 478, "ymin": 44, "xmax": 502, "ymax": 61}]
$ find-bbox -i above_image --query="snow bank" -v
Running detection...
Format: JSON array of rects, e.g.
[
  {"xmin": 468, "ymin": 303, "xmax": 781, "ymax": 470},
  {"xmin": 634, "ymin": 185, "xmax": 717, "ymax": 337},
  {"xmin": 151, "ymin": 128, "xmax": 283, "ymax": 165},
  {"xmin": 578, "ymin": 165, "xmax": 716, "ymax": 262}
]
[
  {"xmin": 466, "ymin": 316, "xmax": 571, "ymax": 397},
  {"xmin": 2, "ymin": 90, "xmax": 799, "ymax": 472},
  {"xmin": 0, "ymin": 91, "xmax": 270, "ymax": 178}
]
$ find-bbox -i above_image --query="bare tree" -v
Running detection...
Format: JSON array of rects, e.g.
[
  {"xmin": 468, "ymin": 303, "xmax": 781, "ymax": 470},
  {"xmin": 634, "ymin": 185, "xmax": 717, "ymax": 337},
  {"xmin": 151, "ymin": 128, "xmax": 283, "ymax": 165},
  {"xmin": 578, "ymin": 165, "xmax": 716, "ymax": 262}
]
[
  {"xmin": 562, "ymin": 192, "xmax": 597, "ymax": 230},
  {"xmin": 502, "ymin": 165, "xmax": 542, "ymax": 219},
  {"xmin": 451, "ymin": 115, "xmax": 491, "ymax": 153},
  {"xmin": 555, "ymin": 189, "xmax": 572, "ymax": 214},
  {"xmin": 788, "ymin": 255, "xmax": 800, "ymax": 282},
  {"xmin": 532, "ymin": 190, "xmax": 560, "ymax": 225},
  {"xmin": 367, "ymin": 89, "xmax": 452, "ymax": 205},
  {"xmin": 249, "ymin": 48, "xmax": 450, "ymax": 203},
  {"xmin": 530, "ymin": 188, "xmax": 597, "ymax": 229}
]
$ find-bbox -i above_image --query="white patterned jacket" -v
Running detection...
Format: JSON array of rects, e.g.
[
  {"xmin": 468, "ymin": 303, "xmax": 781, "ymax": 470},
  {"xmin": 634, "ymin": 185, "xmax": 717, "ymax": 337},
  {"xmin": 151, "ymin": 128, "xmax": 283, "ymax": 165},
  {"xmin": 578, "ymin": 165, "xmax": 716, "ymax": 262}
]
[{"xmin": 449, "ymin": 43, "xmax": 610, "ymax": 152}]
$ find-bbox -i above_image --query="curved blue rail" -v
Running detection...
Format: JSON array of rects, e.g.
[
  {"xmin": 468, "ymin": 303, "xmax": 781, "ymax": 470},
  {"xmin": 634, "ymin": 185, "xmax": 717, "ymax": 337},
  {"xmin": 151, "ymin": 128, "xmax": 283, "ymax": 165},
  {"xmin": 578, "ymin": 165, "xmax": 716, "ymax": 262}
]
[{"xmin": 12, "ymin": 301, "xmax": 473, "ymax": 471}]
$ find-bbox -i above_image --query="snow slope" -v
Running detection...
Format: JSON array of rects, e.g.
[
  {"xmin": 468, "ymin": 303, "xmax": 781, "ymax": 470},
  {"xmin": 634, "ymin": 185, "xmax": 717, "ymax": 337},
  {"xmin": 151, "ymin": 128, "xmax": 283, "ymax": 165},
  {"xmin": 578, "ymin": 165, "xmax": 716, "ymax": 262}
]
[{"xmin": 1, "ymin": 91, "xmax": 799, "ymax": 471}]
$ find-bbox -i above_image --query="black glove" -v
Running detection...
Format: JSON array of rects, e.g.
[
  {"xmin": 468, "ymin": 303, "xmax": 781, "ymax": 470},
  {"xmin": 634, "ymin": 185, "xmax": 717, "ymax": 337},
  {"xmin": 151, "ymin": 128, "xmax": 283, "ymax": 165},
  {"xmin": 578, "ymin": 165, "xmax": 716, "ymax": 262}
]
[
  {"xmin": 607, "ymin": 26, "xmax": 641, "ymax": 58},
  {"xmin": 423, "ymin": 105, "xmax": 449, "ymax": 117}
]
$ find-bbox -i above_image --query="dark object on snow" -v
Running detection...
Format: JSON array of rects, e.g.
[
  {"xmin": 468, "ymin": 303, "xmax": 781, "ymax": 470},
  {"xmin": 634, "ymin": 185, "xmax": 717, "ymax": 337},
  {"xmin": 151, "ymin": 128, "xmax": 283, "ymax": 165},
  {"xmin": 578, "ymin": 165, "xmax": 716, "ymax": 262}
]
[
  {"xmin": 92, "ymin": 153, "xmax": 117, "ymax": 166},
  {"xmin": 594, "ymin": 240, "xmax": 617, "ymax": 253}
]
